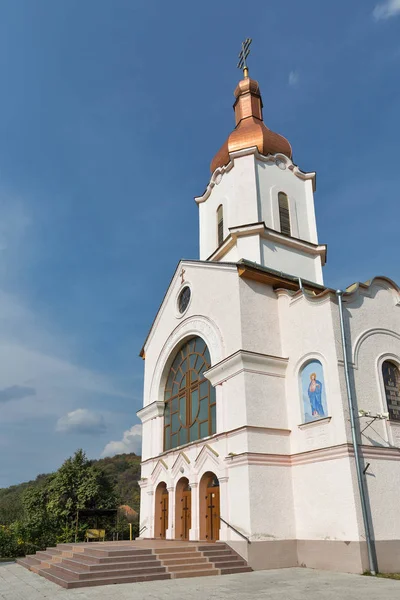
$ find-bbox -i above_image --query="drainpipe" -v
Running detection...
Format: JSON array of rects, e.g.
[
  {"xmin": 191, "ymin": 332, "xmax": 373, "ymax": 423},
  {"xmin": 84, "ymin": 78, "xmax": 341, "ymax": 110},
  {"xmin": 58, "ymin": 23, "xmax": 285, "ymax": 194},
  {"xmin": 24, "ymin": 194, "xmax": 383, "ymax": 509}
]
[{"xmin": 336, "ymin": 290, "xmax": 377, "ymax": 575}]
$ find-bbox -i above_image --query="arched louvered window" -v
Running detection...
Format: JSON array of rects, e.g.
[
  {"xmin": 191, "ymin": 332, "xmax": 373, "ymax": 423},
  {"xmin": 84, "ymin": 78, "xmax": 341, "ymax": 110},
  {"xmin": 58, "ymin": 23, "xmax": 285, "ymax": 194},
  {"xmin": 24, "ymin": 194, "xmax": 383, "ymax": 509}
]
[
  {"xmin": 217, "ymin": 205, "xmax": 223, "ymax": 246},
  {"xmin": 278, "ymin": 192, "xmax": 291, "ymax": 236},
  {"xmin": 164, "ymin": 337, "xmax": 216, "ymax": 451},
  {"xmin": 382, "ymin": 361, "xmax": 400, "ymax": 421}
]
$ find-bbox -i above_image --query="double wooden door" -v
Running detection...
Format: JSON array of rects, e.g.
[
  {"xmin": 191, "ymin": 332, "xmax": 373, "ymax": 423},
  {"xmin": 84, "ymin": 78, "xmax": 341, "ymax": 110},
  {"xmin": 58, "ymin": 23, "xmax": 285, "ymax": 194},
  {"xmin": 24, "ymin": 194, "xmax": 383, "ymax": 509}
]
[
  {"xmin": 180, "ymin": 490, "xmax": 191, "ymax": 540},
  {"xmin": 205, "ymin": 485, "xmax": 220, "ymax": 541},
  {"xmin": 160, "ymin": 491, "xmax": 169, "ymax": 538}
]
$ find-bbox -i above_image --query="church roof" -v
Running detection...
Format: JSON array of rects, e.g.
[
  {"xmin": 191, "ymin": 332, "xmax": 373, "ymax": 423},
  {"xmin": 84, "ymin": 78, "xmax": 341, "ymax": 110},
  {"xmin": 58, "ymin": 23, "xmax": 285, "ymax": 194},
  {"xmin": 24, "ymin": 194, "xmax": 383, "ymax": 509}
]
[{"xmin": 210, "ymin": 75, "xmax": 292, "ymax": 173}]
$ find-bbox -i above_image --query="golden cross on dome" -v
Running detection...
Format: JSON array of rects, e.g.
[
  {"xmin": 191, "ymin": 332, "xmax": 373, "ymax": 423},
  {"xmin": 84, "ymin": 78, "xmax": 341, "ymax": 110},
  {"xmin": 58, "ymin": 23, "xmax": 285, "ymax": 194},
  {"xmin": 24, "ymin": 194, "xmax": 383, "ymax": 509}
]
[{"xmin": 237, "ymin": 38, "xmax": 252, "ymax": 78}]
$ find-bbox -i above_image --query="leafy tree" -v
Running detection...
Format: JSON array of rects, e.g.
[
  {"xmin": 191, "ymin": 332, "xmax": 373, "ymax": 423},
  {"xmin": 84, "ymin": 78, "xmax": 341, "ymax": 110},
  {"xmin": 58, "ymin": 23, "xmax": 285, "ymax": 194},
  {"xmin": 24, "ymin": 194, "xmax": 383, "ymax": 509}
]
[{"xmin": 0, "ymin": 450, "xmax": 140, "ymax": 556}]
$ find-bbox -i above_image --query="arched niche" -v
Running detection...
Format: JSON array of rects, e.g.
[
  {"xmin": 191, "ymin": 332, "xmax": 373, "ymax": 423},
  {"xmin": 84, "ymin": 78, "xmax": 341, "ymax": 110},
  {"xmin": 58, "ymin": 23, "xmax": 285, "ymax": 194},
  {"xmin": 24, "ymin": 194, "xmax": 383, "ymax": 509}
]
[{"xmin": 299, "ymin": 359, "xmax": 328, "ymax": 423}]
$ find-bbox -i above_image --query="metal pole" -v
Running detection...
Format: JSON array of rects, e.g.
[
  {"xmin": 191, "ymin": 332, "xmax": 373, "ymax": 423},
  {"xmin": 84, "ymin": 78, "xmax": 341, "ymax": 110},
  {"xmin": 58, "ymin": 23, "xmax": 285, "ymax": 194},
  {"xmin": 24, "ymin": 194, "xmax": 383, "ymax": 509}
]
[{"xmin": 336, "ymin": 290, "xmax": 377, "ymax": 575}]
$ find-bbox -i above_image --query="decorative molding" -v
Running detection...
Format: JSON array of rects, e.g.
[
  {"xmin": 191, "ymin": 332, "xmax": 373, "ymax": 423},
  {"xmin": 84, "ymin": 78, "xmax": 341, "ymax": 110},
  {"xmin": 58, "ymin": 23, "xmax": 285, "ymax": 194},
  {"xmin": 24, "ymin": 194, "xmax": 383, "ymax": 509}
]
[
  {"xmin": 140, "ymin": 424, "xmax": 292, "ymax": 467},
  {"xmin": 344, "ymin": 276, "xmax": 400, "ymax": 307},
  {"xmin": 298, "ymin": 416, "xmax": 332, "ymax": 430},
  {"xmin": 151, "ymin": 459, "xmax": 169, "ymax": 485},
  {"xmin": 195, "ymin": 147, "xmax": 316, "ymax": 204},
  {"xmin": 353, "ymin": 328, "xmax": 400, "ymax": 368},
  {"xmin": 171, "ymin": 452, "xmax": 191, "ymax": 479},
  {"xmin": 225, "ymin": 443, "xmax": 400, "ymax": 468},
  {"xmin": 149, "ymin": 314, "xmax": 224, "ymax": 404},
  {"xmin": 207, "ymin": 221, "xmax": 326, "ymax": 265},
  {"xmin": 137, "ymin": 401, "xmax": 165, "ymax": 423},
  {"xmin": 195, "ymin": 444, "xmax": 220, "ymax": 471},
  {"xmin": 205, "ymin": 349, "xmax": 288, "ymax": 386}
]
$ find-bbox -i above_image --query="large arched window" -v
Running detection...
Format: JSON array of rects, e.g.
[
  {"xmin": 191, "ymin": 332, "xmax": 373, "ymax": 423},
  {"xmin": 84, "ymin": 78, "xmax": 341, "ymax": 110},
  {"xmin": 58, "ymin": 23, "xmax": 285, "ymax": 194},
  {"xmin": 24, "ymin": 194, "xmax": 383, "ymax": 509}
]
[
  {"xmin": 382, "ymin": 361, "xmax": 400, "ymax": 421},
  {"xmin": 217, "ymin": 205, "xmax": 223, "ymax": 246},
  {"xmin": 278, "ymin": 192, "xmax": 291, "ymax": 236},
  {"xmin": 164, "ymin": 336, "xmax": 216, "ymax": 451}
]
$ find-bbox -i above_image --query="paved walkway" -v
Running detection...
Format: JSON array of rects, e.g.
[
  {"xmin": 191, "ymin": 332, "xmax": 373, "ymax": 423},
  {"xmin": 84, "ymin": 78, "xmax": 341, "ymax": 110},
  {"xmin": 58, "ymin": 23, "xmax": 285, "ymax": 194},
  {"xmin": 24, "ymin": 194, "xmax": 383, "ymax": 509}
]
[{"xmin": 0, "ymin": 563, "xmax": 399, "ymax": 600}]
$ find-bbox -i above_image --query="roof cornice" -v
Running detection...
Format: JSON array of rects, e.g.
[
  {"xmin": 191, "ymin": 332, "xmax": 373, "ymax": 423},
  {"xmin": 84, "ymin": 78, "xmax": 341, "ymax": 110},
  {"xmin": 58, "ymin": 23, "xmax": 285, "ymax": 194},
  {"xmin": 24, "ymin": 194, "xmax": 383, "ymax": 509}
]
[
  {"xmin": 195, "ymin": 147, "xmax": 316, "ymax": 204},
  {"xmin": 207, "ymin": 221, "xmax": 327, "ymax": 265}
]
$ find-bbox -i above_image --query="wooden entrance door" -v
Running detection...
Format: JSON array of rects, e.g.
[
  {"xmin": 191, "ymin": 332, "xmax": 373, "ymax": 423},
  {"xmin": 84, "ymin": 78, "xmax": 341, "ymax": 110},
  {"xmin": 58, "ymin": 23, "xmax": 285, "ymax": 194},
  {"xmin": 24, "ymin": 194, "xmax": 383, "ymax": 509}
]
[
  {"xmin": 180, "ymin": 489, "xmax": 191, "ymax": 540},
  {"xmin": 160, "ymin": 490, "xmax": 169, "ymax": 538},
  {"xmin": 205, "ymin": 485, "xmax": 220, "ymax": 541}
]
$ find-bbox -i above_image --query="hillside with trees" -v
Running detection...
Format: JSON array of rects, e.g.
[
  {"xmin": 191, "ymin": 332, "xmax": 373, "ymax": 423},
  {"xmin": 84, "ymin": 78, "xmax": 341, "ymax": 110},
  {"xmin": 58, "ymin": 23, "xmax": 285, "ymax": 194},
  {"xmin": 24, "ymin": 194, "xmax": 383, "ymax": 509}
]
[{"xmin": 0, "ymin": 450, "xmax": 141, "ymax": 559}]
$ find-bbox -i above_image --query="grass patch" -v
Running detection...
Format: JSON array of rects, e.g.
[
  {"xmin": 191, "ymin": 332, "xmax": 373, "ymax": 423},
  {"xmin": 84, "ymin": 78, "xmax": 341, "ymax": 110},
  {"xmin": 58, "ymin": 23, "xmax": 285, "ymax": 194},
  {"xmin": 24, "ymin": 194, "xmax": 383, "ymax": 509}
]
[{"xmin": 364, "ymin": 571, "xmax": 400, "ymax": 581}]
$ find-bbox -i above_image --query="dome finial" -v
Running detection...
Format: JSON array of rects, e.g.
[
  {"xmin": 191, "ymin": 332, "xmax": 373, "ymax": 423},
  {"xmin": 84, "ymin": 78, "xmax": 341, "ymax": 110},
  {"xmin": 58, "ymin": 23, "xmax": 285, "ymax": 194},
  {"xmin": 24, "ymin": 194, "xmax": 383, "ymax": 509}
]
[{"xmin": 237, "ymin": 38, "xmax": 252, "ymax": 79}]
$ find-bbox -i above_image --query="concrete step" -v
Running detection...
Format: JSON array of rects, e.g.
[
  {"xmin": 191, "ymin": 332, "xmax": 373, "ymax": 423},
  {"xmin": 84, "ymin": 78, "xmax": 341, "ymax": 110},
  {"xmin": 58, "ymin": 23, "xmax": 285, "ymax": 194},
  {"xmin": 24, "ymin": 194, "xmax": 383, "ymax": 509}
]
[
  {"xmin": 155, "ymin": 551, "xmax": 200, "ymax": 561},
  {"xmin": 74, "ymin": 551, "xmax": 159, "ymax": 564},
  {"xmin": 162, "ymin": 556, "xmax": 208, "ymax": 567},
  {"xmin": 212, "ymin": 559, "xmax": 247, "ymax": 569},
  {"xmin": 16, "ymin": 556, "xmax": 41, "ymax": 569},
  {"xmin": 39, "ymin": 566, "xmax": 171, "ymax": 589},
  {"xmin": 155, "ymin": 546, "xmax": 198, "ymax": 554},
  {"xmin": 81, "ymin": 547, "xmax": 153, "ymax": 558},
  {"xmin": 199, "ymin": 548, "xmax": 233, "ymax": 557},
  {"xmin": 166, "ymin": 562, "xmax": 214, "ymax": 573},
  {"xmin": 50, "ymin": 562, "xmax": 167, "ymax": 581},
  {"xmin": 173, "ymin": 569, "xmax": 219, "ymax": 579},
  {"xmin": 220, "ymin": 566, "xmax": 253, "ymax": 575},
  {"xmin": 62, "ymin": 556, "xmax": 161, "ymax": 571}
]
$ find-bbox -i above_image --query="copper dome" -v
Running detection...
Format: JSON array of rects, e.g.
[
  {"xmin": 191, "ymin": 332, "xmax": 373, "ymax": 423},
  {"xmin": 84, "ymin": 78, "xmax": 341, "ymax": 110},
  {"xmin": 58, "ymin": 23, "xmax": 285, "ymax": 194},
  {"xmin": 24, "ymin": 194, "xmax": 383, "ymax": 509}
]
[{"xmin": 210, "ymin": 76, "xmax": 292, "ymax": 173}]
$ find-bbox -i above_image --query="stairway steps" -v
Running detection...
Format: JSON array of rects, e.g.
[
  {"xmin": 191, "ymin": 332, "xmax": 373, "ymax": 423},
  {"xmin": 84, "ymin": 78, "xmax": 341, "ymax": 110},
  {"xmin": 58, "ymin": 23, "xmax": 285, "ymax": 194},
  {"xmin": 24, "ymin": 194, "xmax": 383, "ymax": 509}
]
[{"xmin": 17, "ymin": 540, "xmax": 252, "ymax": 588}]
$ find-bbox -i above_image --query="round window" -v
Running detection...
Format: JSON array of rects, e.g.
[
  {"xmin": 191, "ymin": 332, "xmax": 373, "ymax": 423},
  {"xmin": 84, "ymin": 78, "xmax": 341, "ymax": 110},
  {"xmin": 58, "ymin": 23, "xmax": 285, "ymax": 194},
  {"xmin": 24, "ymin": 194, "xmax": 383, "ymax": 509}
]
[{"xmin": 178, "ymin": 286, "xmax": 191, "ymax": 314}]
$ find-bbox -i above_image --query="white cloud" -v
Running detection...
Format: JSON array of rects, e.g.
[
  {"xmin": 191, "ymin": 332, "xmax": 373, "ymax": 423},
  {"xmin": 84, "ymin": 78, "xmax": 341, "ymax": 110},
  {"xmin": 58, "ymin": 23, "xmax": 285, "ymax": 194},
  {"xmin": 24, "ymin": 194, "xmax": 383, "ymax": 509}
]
[
  {"xmin": 101, "ymin": 424, "xmax": 142, "ymax": 457},
  {"xmin": 288, "ymin": 71, "xmax": 300, "ymax": 87},
  {"xmin": 56, "ymin": 409, "xmax": 106, "ymax": 434},
  {"xmin": 373, "ymin": 0, "xmax": 400, "ymax": 20}
]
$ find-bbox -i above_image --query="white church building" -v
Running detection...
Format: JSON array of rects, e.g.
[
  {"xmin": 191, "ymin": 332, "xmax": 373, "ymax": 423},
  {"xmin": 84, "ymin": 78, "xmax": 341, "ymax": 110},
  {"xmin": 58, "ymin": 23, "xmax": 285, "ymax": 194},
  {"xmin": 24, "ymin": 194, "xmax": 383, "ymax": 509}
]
[{"xmin": 137, "ymin": 69, "xmax": 400, "ymax": 574}]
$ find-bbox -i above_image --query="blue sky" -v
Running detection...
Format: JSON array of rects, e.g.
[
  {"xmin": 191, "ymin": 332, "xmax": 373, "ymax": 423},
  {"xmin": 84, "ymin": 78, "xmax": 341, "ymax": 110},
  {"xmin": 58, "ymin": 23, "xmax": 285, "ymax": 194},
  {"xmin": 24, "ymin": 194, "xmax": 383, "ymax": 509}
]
[{"xmin": 0, "ymin": 0, "xmax": 399, "ymax": 487}]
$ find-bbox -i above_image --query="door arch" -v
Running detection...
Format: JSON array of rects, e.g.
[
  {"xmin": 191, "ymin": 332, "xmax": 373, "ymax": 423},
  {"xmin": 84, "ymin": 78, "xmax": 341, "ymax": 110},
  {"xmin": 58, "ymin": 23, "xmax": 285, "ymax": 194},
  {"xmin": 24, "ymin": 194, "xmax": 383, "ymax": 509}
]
[
  {"xmin": 199, "ymin": 472, "xmax": 220, "ymax": 541},
  {"xmin": 154, "ymin": 482, "xmax": 169, "ymax": 538},
  {"xmin": 175, "ymin": 477, "xmax": 192, "ymax": 540}
]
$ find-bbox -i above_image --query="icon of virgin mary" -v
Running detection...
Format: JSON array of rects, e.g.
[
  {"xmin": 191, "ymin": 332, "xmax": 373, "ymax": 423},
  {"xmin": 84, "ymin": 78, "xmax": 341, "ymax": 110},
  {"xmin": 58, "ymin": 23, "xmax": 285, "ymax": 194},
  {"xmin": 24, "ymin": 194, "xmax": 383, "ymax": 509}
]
[{"xmin": 308, "ymin": 372, "xmax": 324, "ymax": 417}]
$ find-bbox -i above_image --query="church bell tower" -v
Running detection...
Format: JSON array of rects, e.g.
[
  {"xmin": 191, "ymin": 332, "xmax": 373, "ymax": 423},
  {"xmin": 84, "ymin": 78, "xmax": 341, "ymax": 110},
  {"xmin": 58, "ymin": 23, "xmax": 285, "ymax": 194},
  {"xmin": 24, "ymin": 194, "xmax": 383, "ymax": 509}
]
[{"xmin": 195, "ymin": 42, "xmax": 326, "ymax": 285}]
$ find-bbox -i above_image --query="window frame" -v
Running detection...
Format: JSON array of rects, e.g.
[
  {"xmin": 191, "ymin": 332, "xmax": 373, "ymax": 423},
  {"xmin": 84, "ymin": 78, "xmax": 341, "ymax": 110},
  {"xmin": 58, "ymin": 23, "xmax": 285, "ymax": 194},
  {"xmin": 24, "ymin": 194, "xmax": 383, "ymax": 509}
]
[
  {"xmin": 163, "ymin": 337, "xmax": 216, "ymax": 451},
  {"xmin": 278, "ymin": 192, "xmax": 291, "ymax": 236},
  {"xmin": 217, "ymin": 205, "xmax": 224, "ymax": 246},
  {"xmin": 381, "ymin": 359, "xmax": 400, "ymax": 422}
]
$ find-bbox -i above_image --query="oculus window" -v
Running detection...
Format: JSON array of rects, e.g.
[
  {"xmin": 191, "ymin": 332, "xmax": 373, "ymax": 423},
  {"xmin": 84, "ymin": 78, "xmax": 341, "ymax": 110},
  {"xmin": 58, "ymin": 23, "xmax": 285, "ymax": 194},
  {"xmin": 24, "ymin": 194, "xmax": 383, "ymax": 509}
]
[{"xmin": 164, "ymin": 336, "xmax": 216, "ymax": 451}]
